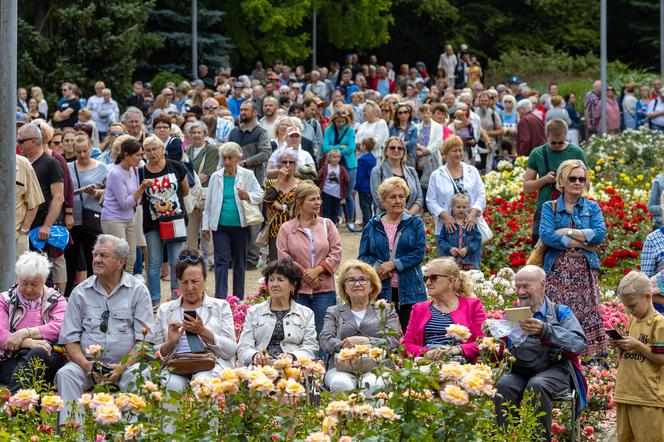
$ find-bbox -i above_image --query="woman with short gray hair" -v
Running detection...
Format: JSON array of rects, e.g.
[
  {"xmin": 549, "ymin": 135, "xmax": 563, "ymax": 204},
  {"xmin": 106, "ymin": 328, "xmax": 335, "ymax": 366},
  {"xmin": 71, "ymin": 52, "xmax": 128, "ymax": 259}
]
[
  {"xmin": 0, "ymin": 252, "xmax": 68, "ymax": 393},
  {"xmin": 203, "ymin": 142, "xmax": 264, "ymax": 299}
]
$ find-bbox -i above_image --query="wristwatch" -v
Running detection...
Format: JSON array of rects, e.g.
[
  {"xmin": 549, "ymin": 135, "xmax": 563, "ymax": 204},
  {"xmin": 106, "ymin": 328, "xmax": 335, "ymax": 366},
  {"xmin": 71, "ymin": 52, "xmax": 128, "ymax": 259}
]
[
  {"xmin": 18, "ymin": 227, "xmax": 29, "ymax": 236},
  {"xmin": 567, "ymin": 229, "xmax": 574, "ymax": 237}
]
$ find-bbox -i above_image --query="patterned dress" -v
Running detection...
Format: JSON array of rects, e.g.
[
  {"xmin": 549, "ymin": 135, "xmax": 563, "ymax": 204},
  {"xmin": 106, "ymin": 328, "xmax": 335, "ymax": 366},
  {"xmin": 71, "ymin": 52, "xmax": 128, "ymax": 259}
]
[
  {"xmin": 264, "ymin": 179, "xmax": 298, "ymax": 261},
  {"xmin": 545, "ymin": 249, "xmax": 607, "ymax": 359}
]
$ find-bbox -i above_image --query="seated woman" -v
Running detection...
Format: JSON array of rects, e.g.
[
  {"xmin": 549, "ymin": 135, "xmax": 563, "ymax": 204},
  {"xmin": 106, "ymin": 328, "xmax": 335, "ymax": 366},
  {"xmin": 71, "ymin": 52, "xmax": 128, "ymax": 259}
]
[
  {"xmin": 403, "ymin": 258, "xmax": 486, "ymax": 362},
  {"xmin": 237, "ymin": 259, "xmax": 318, "ymax": 366},
  {"xmin": 154, "ymin": 248, "xmax": 238, "ymax": 393},
  {"xmin": 319, "ymin": 260, "xmax": 401, "ymax": 395},
  {"xmin": 0, "ymin": 252, "xmax": 67, "ymax": 393}
]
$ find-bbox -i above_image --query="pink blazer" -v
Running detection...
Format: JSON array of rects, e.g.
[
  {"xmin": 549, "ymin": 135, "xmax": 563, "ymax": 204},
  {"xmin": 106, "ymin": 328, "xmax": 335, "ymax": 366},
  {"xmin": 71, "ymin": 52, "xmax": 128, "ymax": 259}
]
[{"xmin": 402, "ymin": 296, "xmax": 487, "ymax": 361}]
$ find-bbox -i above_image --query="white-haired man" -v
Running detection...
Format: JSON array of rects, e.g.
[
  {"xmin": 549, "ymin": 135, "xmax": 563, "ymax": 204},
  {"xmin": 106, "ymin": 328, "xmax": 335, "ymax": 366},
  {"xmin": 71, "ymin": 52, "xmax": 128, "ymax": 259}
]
[
  {"xmin": 56, "ymin": 234, "xmax": 153, "ymax": 424},
  {"xmin": 483, "ymin": 265, "xmax": 587, "ymax": 442},
  {"xmin": 515, "ymin": 99, "xmax": 546, "ymax": 156}
]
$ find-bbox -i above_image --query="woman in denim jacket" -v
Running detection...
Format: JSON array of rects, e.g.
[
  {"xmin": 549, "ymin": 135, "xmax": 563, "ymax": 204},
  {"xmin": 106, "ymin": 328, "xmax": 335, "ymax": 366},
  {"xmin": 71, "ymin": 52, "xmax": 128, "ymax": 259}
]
[
  {"xmin": 539, "ymin": 159, "xmax": 606, "ymax": 359},
  {"xmin": 359, "ymin": 177, "xmax": 427, "ymax": 331}
]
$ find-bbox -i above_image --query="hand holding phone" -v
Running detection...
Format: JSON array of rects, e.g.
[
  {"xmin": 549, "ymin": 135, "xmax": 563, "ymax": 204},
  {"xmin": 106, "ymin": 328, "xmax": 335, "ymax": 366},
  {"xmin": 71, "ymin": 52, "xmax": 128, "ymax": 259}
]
[{"xmin": 605, "ymin": 329, "xmax": 624, "ymax": 340}]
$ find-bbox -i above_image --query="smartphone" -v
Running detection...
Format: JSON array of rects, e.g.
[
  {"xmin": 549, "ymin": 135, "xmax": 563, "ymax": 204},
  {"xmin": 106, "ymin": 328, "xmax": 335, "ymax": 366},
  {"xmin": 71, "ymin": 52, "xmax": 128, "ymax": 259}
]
[
  {"xmin": 605, "ymin": 329, "xmax": 624, "ymax": 340},
  {"xmin": 184, "ymin": 310, "xmax": 198, "ymax": 320},
  {"xmin": 74, "ymin": 184, "xmax": 95, "ymax": 195}
]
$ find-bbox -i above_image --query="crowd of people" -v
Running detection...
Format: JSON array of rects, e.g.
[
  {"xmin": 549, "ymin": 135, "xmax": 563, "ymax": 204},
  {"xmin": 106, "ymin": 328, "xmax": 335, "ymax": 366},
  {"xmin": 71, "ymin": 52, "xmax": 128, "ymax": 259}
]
[{"xmin": 6, "ymin": 45, "xmax": 664, "ymax": 440}]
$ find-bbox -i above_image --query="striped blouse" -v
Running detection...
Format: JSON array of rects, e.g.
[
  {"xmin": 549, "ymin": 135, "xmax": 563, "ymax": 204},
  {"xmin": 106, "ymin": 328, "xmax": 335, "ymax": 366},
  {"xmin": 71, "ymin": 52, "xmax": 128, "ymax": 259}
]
[{"xmin": 423, "ymin": 303, "xmax": 454, "ymax": 348}]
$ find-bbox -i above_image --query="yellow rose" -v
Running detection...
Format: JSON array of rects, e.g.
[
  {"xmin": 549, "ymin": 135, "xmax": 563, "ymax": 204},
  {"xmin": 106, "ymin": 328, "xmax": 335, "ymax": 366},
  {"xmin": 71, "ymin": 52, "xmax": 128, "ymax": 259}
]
[
  {"xmin": 123, "ymin": 424, "xmax": 142, "ymax": 440},
  {"xmin": 304, "ymin": 432, "xmax": 331, "ymax": 442},
  {"xmin": 78, "ymin": 393, "xmax": 93, "ymax": 409},
  {"xmin": 91, "ymin": 392, "xmax": 115, "ymax": 409},
  {"xmin": 322, "ymin": 416, "xmax": 337, "ymax": 435},
  {"xmin": 325, "ymin": 400, "xmax": 351, "ymax": 417},
  {"xmin": 284, "ymin": 379, "xmax": 306, "ymax": 397},
  {"xmin": 126, "ymin": 394, "xmax": 147, "ymax": 413},
  {"xmin": 440, "ymin": 384, "xmax": 469, "ymax": 405},
  {"xmin": 94, "ymin": 403, "xmax": 122, "ymax": 425},
  {"xmin": 219, "ymin": 368, "xmax": 240, "ymax": 383},
  {"xmin": 284, "ymin": 366, "xmax": 302, "ymax": 380},
  {"xmin": 374, "ymin": 406, "xmax": 400, "ymax": 421},
  {"xmin": 41, "ymin": 395, "xmax": 64, "ymax": 413}
]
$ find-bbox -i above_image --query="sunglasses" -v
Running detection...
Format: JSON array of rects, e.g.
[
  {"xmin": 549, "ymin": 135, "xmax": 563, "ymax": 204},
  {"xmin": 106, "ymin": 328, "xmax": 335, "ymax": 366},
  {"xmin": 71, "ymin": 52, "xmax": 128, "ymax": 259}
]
[
  {"xmin": 100, "ymin": 310, "xmax": 110, "ymax": 333},
  {"xmin": 397, "ymin": 110, "xmax": 410, "ymax": 115},
  {"xmin": 178, "ymin": 251, "xmax": 202, "ymax": 263},
  {"xmin": 204, "ymin": 106, "xmax": 219, "ymax": 111},
  {"xmin": 549, "ymin": 141, "xmax": 566, "ymax": 146},
  {"xmin": 388, "ymin": 145, "xmax": 404, "ymax": 151},
  {"xmin": 568, "ymin": 176, "xmax": 587, "ymax": 184},
  {"xmin": 51, "ymin": 141, "xmax": 62, "ymax": 146},
  {"xmin": 110, "ymin": 132, "xmax": 124, "ymax": 137},
  {"xmin": 281, "ymin": 160, "xmax": 296, "ymax": 165},
  {"xmin": 17, "ymin": 137, "xmax": 35, "ymax": 145},
  {"xmin": 424, "ymin": 274, "xmax": 452, "ymax": 283}
]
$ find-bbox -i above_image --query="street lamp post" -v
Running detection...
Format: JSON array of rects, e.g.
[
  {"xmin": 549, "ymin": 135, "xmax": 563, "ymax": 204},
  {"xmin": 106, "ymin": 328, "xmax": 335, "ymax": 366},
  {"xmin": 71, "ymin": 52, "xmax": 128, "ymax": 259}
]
[
  {"xmin": 0, "ymin": 0, "xmax": 17, "ymax": 285},
  {"xmin": 192, "ymin": 0, "xmax": 198, "ymax": 80},
  {"xmin": 600, "ymin": 0, "xmax": 607, "ymax": 135}
]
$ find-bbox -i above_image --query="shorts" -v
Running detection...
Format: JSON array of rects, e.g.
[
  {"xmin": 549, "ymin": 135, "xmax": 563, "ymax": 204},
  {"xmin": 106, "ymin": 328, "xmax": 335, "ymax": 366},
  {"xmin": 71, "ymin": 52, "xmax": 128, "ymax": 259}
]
[{"xmin": 617, "ymin": 402, "xmax": 664, "ymax": 442}]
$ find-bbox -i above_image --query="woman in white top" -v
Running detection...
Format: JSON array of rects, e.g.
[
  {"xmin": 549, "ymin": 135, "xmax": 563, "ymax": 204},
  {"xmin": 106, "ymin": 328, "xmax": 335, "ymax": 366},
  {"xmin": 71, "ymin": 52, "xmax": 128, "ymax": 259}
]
[
  {"xmin": 426, "ymin": 135, "xmax": 487, "ymax": 236},
  {"xmin": 437, "ymin": 45, "xmax": 457, "ymax": 86},
  {"xmin": 355, "ymin": 100, "xmax": 389, "ymax": 160}
]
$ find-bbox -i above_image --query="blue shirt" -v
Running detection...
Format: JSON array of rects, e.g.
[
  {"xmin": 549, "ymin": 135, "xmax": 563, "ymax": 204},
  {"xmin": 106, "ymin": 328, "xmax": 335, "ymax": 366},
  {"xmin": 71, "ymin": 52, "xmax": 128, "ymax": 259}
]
[
  {"xmin": 227, "ymin": 97, "xmax": 245, "ymax": 119},
  {"xmin": 539, "ymin": 195, "xmax": 606, "ymax": 273},
  {"xmin": 354, "ymin": 153, "xmax": 376, "ymax": 193},
  {"xmin": 219, "ymin": 175, "xmax": 241, "ymax": 227},
  {"xmin": 641, "ymin": 228, "xmax": 664, "ymax": 277},
  {"xmin": 423, "ymin": 304, "xmax": 454, "ymax": 348}
]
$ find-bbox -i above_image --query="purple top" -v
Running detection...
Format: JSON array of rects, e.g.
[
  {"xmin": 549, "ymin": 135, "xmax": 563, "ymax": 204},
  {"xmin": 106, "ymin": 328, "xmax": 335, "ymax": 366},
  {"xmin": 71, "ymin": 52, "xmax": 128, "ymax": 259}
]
[{"xmin": 101, "ymin": 165, "xmax": 139, "ymax": 222}]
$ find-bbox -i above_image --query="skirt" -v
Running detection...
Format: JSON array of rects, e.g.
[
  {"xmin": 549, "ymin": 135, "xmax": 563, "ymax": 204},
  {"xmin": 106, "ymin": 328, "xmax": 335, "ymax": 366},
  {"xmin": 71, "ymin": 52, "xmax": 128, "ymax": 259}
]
[{"xmin": 545, "ymin": 251, "xmax": 607, "ymax": 358}]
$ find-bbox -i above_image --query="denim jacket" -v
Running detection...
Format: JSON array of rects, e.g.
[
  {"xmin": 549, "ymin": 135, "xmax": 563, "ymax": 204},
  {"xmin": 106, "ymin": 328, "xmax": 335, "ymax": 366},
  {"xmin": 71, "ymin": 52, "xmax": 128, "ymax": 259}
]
[
  {"xmin": 358, "ymin": 212, "xmax": 427, "ymax": 305},
  {"xmin": 437, "ymin": 222, "xmax": 482, "ymax": 268},
  {"xmin": 539, "ymin": 195, "xmax": 606, "ymax": 273}
]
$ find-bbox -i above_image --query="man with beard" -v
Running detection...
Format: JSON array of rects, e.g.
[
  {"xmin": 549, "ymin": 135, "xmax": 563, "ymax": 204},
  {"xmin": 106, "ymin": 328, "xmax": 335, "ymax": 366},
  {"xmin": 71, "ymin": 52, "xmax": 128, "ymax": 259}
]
[
  {"xmin": 259, "ymin": 96, "xmax": 279, "ymax": 136},
  {"xmin": 227, "ymin": 100, "xmax": 271, "ymax": 269},
  {"xmin": 202, "ymin": 97, "xmax": 234, "ymax": 143},
  {"xmin": 474, "ymin": 92, "xmax": 504, "ymax": 172}
]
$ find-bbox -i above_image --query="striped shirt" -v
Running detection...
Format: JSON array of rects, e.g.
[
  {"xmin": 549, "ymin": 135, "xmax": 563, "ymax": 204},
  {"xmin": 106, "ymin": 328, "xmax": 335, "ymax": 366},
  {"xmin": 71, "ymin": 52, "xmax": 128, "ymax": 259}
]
[
  {"xmin": 423, "ymin": 304, "xmax": 454, "ymax": 348},
  {"xmin": 641, "ymin": 228, "xmax": 664, "ymax": 277}
]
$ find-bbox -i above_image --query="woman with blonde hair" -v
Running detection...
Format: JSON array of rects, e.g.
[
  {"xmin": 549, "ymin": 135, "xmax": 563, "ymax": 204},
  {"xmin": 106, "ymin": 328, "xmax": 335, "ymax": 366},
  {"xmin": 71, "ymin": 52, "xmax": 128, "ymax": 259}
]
[
  {"xmin": 30, "ymin": 86, "xmax": 48, "ymax": 117},
  {"xmin": 355, "ymin": 100, "xmax": 390, "ymax": 159},
  {"xmin": 277, "ymin": 182, "xmax": 342, "ymax": 335},
  {"xmin": 370, "ymin": 136, "xmax": 422, "ymax": 215},
  {"xmin": 319, "ymin": 259, "xmax": 401, "ymax": 394},
  {"xmin": 403, "ymin": 258, "xmax": 487, "ymax": 361},
  {"xmin": 359, "ymin": 177, "xmax": 427, "ymax": 330},
  {"xmin": 540, "ymin": 159, "xmax": 606, "ymax": 358},
  {"xmin": 98, "ymin": 123, "xmax": 126, "ymax": 165}
]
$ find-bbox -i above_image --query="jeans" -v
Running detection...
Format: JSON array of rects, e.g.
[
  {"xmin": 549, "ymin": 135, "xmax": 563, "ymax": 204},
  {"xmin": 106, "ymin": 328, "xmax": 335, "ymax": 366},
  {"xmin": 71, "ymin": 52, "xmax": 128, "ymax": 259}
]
[
  {"xmin": 65, "ymin": 225, "xmax": 98, "ymax": 296},
  {"xmin": 134, "ymin": 247, "xmax": 143, "ymax": 275},
  {"xmin": 322, "ymin": 192, "xmax": 341, "ymax": 224},
  {"xmin": 145, "ymin": 230, "xmax": 184, "ymax": 303},
  {"xmin": 296, "ymin": 290, "xmax": 337, "ymax": 337},
  {"xmin": 247, "ymin": 223, "xmax": 261, "ymax": 268},
  {"xmin": 0, "ymin": 348, "xmax": 66, "ymax": 393},
  {"xmin": 358, "ymin": 191, "xmax": 374, "ymax": 225},
  {"xmin": 212, "ymin": 225, "xmax": 250, "ymax": 299},
  {"xmin": 343, "ymin": 168, "xmax": 357, "ymax": 224}
]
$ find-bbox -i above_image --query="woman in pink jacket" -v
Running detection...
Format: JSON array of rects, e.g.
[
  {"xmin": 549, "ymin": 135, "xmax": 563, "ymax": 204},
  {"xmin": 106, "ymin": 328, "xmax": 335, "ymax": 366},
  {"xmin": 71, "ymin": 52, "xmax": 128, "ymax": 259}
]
[
  {"xmin": 0, "ymin": 252, "xmax": 67, "ymax": 392},
  {"xmin": 277, "ymin": 182, "xmax": 342, "ymax": 336},
  {"xmin": 403, "ymin": 258, "xmax": 486, "ymax": 362}
]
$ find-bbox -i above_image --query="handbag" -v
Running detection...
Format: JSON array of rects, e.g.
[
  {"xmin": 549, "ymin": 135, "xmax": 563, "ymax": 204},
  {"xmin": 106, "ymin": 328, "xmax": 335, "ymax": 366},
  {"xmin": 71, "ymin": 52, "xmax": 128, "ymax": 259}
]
[
  {"xmin": 527, "ymin": 200, "xmax": 557, "ymax": 267},
  {"xmin": 239, "ymin": 172, "xmax": 264, "ymax": 226},
  {"xmin": 256, "ymin": 211, "xmax": 277, "ymax": 248},
  {"xmin": 333, "ymin": 315, "xmax": 377, "ymax": 374},
  {"xmin": 73, "ymin": 163, "xmax": 102, "ymax": 235},
  {"xmin": 476, "ymin": 215, "xmax": 493, "ymax": 244},
  {"xmin": 162, "ymin": 352, "xmax": 217, "ymax": 376},
  {"xmin": 159, "ymin": 216, "xmax": 187, "ymax": 243}
]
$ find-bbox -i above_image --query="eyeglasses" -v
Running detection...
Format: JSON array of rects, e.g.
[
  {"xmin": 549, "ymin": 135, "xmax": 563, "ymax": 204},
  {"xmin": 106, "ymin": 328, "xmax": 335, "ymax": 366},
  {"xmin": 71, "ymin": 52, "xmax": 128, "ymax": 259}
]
[
  {"xmin": 16, "ymin": 137, "xmax": 35, "ymax": 145},
  {"xmin": 51, "ymin": 141, "xmax": 62, "ymax": 146},
  {"xmin": 100, "ymin": 310, "xmax": 110, "ymax": 333},
  {"xmin": 388, "ymin": 145, "xmax": 404, "ymax": 151},
  {"xmin": 549, "ymin": 141, "xmax": 566, "ymax": 146},
  {"xmin": 204, "ymin": 106, "xmax": 219, "ymax": 111},
  {"xmin": 281, "ymin": 160, "xmax": 296, "ymax": 165},
  {"xmin": 178, "ymin": 251, "xmax": 202, "ymax": 263},
  {"xmin": 424, "ymin": 274, "xmax": 452, "ymax": 283},
  {"xmin": 568, "ymin": 176, "xmax": 587, "ymax": 184},
  {"xmin": 345, "ymin": 277, "xmax": 370, "ymax": 287},
  {"xmin": 222, "ymin": 155, "xmax": 236, "ymax": 160},
  {"xmin": 155, "ymin": 125, "xmax": 170, "ymax": 130}
]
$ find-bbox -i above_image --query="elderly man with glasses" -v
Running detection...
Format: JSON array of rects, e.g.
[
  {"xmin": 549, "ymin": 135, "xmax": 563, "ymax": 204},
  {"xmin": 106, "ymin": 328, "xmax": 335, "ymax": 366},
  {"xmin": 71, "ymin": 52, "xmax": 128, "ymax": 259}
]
[
  {"xmin": 55, "ymin": 234, "xmax": 153, "ymax": 424},
  {"xmin": 522, "ymin": 119, "xmax": 587, "ymax": 244}
]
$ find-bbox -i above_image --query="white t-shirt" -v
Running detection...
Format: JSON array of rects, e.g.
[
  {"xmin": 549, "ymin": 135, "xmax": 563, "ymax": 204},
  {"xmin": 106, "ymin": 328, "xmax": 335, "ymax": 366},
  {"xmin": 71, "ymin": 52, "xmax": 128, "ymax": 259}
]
[
  {"xmin": 351, "ymin": 309, "xmax": 366, "ymax": 327},
  {"xmin": 647, "ymin": 98, "xmax": 664, "ymax": 126},
  {"xmin": 322, "ymin": 164, "xmax": 341, "ymax": 198},
  {"xmin": 269, "ymin": 147, "xmax": 315, "ymax": 169}
]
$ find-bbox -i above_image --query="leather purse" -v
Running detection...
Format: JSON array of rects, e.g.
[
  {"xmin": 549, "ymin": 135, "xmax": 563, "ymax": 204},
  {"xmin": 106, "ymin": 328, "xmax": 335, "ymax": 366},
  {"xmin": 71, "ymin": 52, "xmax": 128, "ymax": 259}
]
[
  {"xmin": 162, "ymin": 352, "xmax": 217, "ymax": 376},
  {"xmin": 527, "ymin": 200, "xmax": 557, "ymax": 267}
]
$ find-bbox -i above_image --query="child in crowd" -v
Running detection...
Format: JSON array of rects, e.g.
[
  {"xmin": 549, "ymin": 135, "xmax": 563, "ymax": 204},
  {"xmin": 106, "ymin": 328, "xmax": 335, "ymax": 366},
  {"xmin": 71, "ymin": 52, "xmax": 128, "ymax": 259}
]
[
  {"xmin": 316, "ymin": 149, "xmax": 349, "ymax": 225},
  {"xmin": 437, "ymin": 194, "xmax": 482, "ymax": 269},
  {"xmin": 613, "ymin": 271, "xmax": 664, "ymax": 441},
  {"xmin": 493, "ymin": 139, "xmax": 516, "ymax": 170},
  {"xmin": 354, "ymin": 137, "xmax": 377, "ymax": 227}
]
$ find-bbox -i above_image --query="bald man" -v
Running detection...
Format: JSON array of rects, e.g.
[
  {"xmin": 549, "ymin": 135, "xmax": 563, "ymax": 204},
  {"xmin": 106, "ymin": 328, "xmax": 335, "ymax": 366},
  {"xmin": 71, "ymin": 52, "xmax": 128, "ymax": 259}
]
[{"xmin": 484, "ymin": 265, "xmax": 587, "ymax": 442}]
